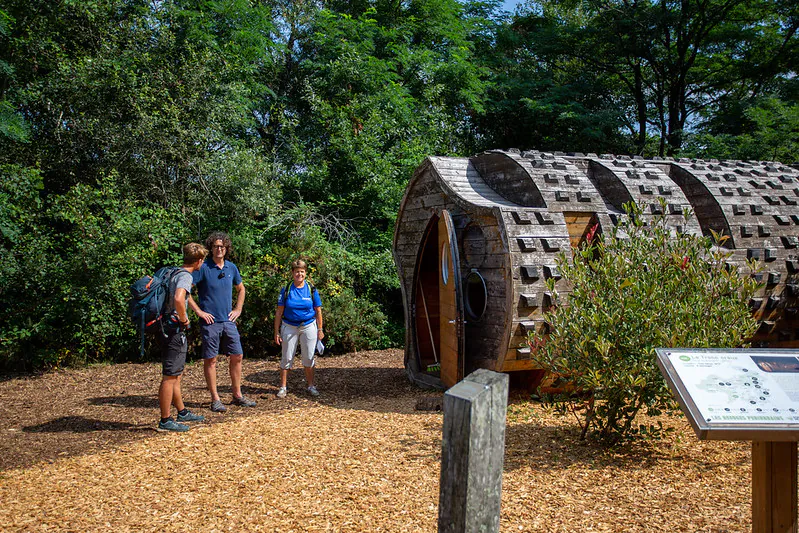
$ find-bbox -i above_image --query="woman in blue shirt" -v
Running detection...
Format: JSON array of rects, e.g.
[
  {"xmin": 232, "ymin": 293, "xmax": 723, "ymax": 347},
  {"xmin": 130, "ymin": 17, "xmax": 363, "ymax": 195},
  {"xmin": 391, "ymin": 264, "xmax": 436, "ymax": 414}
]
[{"xmin": 273, "ymin": 259, "xmax": 324, "ymax": 398}]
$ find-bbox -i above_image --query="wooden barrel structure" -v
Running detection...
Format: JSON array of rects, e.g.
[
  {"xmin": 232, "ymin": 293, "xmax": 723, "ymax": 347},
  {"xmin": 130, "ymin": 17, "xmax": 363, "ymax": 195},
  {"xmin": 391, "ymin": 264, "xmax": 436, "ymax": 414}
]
[{"xmin": 392, "ymin": 149, "xmax": 799, "ymax": 389}]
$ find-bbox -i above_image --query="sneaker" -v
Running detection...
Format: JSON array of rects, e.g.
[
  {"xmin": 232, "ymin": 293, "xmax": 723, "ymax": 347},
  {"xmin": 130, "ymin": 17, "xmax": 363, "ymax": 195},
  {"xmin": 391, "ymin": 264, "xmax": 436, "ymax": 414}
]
[
  {"xmin": 210, "ymin": 399, "xmax": 227, "ymax": 412},
  {"xmin": 307, "ymin": 386, "xmax": 320, "ymax": 397},
  {"xmin": 276, "ymin": 387, "xmax": 287, "ymax": 398},
  {"xmin": 158, "ymin": 418, "xmax": 190, "ymax": 432},
  {"xmin": 177, "ymin": 410, "xmax": 205, "ymax": 423},
  {"xmin": 232, "ymin": 395, "xmax": 256, "ymax": 407}
]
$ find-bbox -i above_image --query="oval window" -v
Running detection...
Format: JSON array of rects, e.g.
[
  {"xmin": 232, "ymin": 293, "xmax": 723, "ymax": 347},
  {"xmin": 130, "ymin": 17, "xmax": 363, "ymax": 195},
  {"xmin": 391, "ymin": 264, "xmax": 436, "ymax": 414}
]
[
  {"xmin": 464, "ymin": 270, "xmax": 487, "ymax": 321},
  {"xmin": 441, "ymin": 243, "xmax": 449, "ymax": 285}
]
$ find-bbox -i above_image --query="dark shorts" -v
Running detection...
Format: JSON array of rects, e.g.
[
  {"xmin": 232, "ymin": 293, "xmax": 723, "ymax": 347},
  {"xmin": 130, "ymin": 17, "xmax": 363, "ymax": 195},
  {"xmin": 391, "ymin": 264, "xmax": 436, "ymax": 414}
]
[
  {"xmin": 200, "ymin": 321, "xmax": 243, "ymax": 359},
  {"xmin": 160, "ymin": 331, "xmax": 187, "ymax": 376}
]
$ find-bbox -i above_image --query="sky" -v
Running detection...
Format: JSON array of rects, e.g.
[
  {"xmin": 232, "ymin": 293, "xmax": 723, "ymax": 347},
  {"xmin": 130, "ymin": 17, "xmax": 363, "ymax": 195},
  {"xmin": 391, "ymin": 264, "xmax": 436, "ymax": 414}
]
[{"xmin": 501, "ymin": 0, "xmax": 525, "ymax": 15}]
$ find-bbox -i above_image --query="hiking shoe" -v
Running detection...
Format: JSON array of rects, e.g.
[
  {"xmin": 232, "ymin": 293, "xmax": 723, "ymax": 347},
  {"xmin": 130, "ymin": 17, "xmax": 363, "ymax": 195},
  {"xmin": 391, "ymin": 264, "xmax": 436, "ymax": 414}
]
[
  {"xmin": 276, "ymin": 387, "xmax": 287, "ymax": 398},
  {"xmin": 158, "ymin": 418, "xmax": 190, "ymax": 432},
  {"xmin": 232, "ymin": 395, "xmax": 256, "ymax": 407},
  {"xmin": 307, "ymin": 386, "xmax": 320, "ymax": 397},
  {"xmin": 210, "ymin": 399, "xmax": 227, "ymax": 412},
  {"xmin": 177, "ymin": 410, "xmax": 205, "ymax": 423}
]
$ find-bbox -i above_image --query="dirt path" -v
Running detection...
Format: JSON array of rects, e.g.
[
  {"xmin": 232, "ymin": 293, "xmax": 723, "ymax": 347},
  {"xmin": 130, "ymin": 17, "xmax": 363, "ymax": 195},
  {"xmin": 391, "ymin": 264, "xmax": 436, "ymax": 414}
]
[
  {"xmin": 0, "ymin": 350, "xmax": 416, "ymax": 471},
  {"xmin": 0, "ymin": 350, "xmax": 754, "ymax": 531}
]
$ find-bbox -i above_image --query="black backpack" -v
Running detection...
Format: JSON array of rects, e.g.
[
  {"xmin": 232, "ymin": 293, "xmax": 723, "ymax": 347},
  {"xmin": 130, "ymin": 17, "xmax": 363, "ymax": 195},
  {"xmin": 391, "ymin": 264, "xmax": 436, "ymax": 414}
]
[{"xmin": 128, "ymin": 266, "xmax": 186, "ymax": 356}]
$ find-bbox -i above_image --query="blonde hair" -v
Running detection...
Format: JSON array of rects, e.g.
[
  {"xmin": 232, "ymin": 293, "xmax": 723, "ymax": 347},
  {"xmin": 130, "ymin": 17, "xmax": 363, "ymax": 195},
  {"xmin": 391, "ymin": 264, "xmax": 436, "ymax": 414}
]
[{"xmin": 183, "ymin": 243, "xmax": 208, "ymax": 264}]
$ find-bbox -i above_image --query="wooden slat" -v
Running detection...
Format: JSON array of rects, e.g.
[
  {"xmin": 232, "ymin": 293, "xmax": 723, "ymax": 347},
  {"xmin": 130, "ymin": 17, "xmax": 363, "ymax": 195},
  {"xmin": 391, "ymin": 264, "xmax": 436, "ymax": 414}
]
[
  {"xmin": 751, "ymin": 441, "xmax": 797, "ymax": 533},
  {"xmin": 439, "ymin": 211, "xmax": 461, "ymax": 388},
  {"xmin": 500, "ymin": 359, "xmax": 544, "ymax": 372},
  {"xmin": 471, "ymin": 359, "xmax": 497, "ymax": 371}
]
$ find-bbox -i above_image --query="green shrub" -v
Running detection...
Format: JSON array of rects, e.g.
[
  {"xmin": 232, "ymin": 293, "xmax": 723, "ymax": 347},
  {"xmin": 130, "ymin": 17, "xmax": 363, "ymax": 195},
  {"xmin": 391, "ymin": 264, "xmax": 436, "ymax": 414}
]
[
  {"xmin": 531, "ymin": 202, "xmax": 761, "ymax": 444},
  {"xmin": 0, "ymin": 170, "xmax": 403, "ymax": 371},
  {"xmin": 0, "ymin": 171, "xmax": 193, "ymax": 369},
  {"xmin": 235, "ymin": 213, "xmax": 402, "ymax": 356}
]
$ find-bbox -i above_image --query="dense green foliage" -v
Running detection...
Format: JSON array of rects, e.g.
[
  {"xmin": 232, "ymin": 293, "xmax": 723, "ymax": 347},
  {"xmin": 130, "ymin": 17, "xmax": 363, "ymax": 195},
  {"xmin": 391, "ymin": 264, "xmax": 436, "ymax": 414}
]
[
  {"xmin": 488, "ymin": 0, "xmax": 798, "ymax": 157},
  {"xmin": 0, "ymin": 0, "xmax": 795, "ymax": 370},
  {"xmin": 531, "ymin": 203, "xmax": 761, "ymax": 443}
]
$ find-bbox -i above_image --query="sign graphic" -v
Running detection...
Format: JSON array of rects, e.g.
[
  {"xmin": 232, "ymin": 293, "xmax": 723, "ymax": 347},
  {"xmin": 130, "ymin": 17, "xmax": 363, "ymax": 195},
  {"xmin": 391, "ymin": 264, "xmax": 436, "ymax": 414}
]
[{"xmin": 656, "ymin": 349, "xmax": 799, "ymax": 440}]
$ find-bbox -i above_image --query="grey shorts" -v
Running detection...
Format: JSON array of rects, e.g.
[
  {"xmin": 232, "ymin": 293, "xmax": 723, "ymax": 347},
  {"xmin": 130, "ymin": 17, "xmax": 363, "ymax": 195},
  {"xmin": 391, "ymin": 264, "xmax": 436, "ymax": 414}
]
[
  {"xmin": 280, "ymin": 322, "xmax": 317, "ymax": 370},
  {"xmin": 200, "ymin": 321, "xmax": 243, "ymax": 359},
  {"xmin": 160, "ymin": 331, "xmax": 187, "ymax": 376}
]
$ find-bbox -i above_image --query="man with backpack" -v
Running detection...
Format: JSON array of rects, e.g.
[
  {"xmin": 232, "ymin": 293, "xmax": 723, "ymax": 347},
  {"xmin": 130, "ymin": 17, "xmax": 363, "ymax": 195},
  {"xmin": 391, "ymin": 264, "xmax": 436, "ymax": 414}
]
[
  {"xmin": 189, "ymin": 231, "xmax": 256, "ymax": 412},
  {"xmin": 157, "ymin": 242, "xmax": 209, "ymax": 432}
]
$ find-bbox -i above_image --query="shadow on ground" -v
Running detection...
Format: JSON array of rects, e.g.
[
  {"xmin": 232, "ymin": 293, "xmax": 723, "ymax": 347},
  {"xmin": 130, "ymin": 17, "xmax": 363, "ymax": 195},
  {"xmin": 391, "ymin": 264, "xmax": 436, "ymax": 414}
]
[
  {"xmin": 248, "ymin": 364, "xmax": 418, "ymax": 398},
  {"xmin": 501, "ymin": 414, "xmax": 750, "ymax": 473},
  {"xmin": 0, "ymin": 350, "xmax": 427, "ymax": 471},
  {"xmin": 88, "ymin": 394, "xmax": 205, "ymax": 410},
  {"xmin": 23, "ymin": 416, "xmax": 144, "ymax": 433}
]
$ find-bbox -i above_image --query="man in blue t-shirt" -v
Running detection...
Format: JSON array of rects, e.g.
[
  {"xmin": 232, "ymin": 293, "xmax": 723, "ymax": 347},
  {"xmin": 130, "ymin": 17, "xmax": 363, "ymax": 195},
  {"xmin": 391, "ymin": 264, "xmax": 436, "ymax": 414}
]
[{"xmin": 189, "ymin": 231, "xmax": 256, "ymax": 412}]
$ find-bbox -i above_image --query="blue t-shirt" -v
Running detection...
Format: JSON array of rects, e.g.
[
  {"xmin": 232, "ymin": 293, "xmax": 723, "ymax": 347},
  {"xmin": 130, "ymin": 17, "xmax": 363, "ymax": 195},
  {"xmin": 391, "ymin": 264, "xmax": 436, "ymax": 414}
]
[
  {"xmin": 192, "ymin": 259, "xmax": 243, "ymax": 322},
  {"xmin": 278, "ymin": 283, "xmax": 322, "ymax": 326}
]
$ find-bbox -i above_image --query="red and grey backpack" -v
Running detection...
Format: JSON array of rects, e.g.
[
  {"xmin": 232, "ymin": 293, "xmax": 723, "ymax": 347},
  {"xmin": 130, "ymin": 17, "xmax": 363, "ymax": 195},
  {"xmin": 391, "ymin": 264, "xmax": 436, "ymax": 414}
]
[{"xmin": 128, "ymin": 266, "xmax": 186, "ymax": 355}]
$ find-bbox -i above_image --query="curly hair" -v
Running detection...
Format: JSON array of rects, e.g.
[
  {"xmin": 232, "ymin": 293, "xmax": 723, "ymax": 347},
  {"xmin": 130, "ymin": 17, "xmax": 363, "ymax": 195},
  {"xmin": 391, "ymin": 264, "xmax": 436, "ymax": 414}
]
[{"xmin": 205, "ymin": 231, "xmax": 233, "ymax": 257}]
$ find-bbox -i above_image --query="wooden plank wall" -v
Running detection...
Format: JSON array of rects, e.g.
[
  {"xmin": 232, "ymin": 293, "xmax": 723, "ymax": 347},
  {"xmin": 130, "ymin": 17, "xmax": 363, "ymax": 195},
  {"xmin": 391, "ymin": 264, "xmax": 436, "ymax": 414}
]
[
  {"xmin": 394, "ymin": 169, "xmax": 451, "ymax": 387},
  {"xmin": 667, "ymin": 159, "xmax": 799, "ymax": 346},
  {"xmin": 394, "ymin": 150, "xmax": 799, "ymax": 389},
  {"xmin": 394, "ymin": 159, "xmax": 515, "ymax": 386}
]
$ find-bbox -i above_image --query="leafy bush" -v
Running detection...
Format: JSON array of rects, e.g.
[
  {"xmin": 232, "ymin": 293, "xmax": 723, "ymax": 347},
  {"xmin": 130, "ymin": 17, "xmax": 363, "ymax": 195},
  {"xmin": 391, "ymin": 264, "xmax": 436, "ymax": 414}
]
[
  {"xmin": 530, "ymin": 202, "xmax": 761, "ymax": 444},
  {"xmin": 0, "ymin": 170, "xmax": 190, "ymax": 370},
  {"xmin": 0, "ymin": 170, "xmax": 402, "ymax": 371},
  {"xmin": 235, "ymin": 211, "xmax": 402, "ymax": 357}
]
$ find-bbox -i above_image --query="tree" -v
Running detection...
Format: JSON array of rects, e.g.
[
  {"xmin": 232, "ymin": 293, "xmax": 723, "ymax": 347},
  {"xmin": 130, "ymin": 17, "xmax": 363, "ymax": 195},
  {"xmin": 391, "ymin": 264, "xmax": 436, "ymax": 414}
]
[
  {"xmin": 473, "ymin": 6, "xmax": 633, "ymax": 154},
  {"xmin": 0, "ymin": 9, "xmax": 28, "ymax": 142},
  {"xmin": 531, "ymin": 202, "xmax": 760, "ymax": 444},
  {"xmin": 509, "ymin": 0, "xmax": 798, "ymax": 156},
  {"xmin": 261, "ymin": 0, "xmax": 491, "ymax": 233},
  {"xmin": 0, "ymin": 0, "xmax": 433, "ymax": 369},
  {"xmin": 0, "ymin": 0, "xmax": 278, "ymax": 204},
  {"xmin": 0, "ymin": 0, "xmax": 287, "ymax": 369},
  {"xmin": 684, "ymin": 93, "xmax": 799, "ymax": 163}
]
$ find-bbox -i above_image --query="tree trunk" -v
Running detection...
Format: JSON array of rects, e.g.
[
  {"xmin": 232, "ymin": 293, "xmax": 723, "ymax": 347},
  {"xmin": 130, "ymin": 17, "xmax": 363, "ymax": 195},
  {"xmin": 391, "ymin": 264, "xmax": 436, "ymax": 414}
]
[
  {"xmin": 667, "ymin": 82, "xmax": 685, "ymax": 156},
  {"xmin": 634, "ymin": 62, "xmax": 647, "ymax": 155}
]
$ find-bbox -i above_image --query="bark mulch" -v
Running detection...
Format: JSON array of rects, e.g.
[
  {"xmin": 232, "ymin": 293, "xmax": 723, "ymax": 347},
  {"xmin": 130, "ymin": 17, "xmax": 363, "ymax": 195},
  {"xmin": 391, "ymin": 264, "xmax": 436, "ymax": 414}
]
[{"xmin": 0, "ymin": 349, "xmax": 756, "ymax": 532}]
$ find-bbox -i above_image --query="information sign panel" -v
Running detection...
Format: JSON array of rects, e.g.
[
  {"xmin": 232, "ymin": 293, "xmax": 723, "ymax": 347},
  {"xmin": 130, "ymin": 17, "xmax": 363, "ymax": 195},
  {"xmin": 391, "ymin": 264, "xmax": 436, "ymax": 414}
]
[{"xmin": 656, "ymin": 348, "xmax": 799, "ymax": 441}]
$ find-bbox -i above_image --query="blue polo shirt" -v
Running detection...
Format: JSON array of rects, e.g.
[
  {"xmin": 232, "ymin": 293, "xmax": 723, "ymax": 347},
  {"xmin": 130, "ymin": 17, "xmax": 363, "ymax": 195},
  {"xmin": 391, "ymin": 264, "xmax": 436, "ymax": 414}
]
[
  {"xmin": 192, "ymin": 259, "xmax": 243, "ymax": 323},
  {"xmin": 278, "ymin": 283, "xmax": 322, "ymax": 326}
]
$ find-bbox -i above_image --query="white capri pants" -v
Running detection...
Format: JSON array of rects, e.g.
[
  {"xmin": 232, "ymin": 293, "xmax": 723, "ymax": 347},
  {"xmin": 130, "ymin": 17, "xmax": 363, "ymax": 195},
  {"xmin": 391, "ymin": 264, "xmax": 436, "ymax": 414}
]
[{"xmin": 280, "ymin": 322, "xmax": 318, "ymax": 370}]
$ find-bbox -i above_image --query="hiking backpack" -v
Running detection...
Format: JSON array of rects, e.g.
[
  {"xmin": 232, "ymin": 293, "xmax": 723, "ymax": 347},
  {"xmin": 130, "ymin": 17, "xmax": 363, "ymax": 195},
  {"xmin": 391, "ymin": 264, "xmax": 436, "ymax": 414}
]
[
  {"xmin": 128, "ymin": 266, "xmax": 186, "ymax": 356},
  {"xmin": 283, "ymin": 280, "xmax": 318, "ymax": 302}
]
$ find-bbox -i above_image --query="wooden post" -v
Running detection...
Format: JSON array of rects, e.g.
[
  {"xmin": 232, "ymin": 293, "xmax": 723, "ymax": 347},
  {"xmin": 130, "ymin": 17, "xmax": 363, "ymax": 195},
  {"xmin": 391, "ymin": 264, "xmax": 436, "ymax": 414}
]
[
  {"xmin": 438, "ymin": 369, "xmax": 509, "ymax": 533},
  {"xmin": 752, "ymin": 441, "xmax": 798, "ymax": 533}
]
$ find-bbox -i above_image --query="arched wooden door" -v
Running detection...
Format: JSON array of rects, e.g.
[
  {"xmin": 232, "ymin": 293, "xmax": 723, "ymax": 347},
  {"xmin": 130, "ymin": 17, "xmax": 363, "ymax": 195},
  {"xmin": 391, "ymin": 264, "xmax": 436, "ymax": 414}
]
[{"xmin": 438, "ymin": 210, "xmax": 464, "ymax": 387}]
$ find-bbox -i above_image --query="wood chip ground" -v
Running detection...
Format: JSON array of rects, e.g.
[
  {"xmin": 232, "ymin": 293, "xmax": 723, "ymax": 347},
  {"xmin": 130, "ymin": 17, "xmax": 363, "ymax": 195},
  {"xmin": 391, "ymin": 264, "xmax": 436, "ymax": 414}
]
[{"xmin": 0, "ymin": 349, "xmax": 766, "ymax": 531}]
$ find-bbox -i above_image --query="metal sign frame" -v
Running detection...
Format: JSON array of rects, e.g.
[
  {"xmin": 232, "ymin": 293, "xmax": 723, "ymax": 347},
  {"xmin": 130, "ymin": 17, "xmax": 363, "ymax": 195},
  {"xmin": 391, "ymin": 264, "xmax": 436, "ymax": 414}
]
[{"xmin": 656, "ymin": 348, "xmax": 799, "ymax": 441}]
